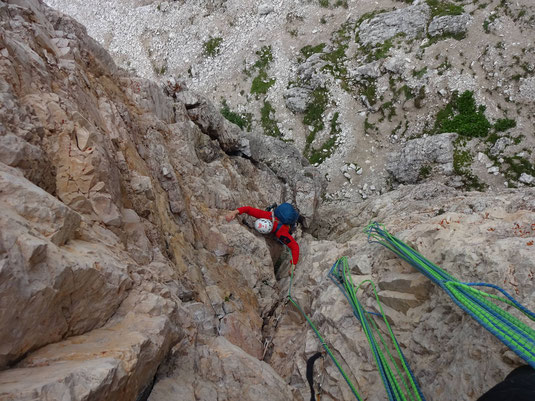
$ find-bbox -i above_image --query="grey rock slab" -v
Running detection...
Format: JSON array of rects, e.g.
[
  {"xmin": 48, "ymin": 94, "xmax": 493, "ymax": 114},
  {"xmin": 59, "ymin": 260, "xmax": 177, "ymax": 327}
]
[
  {"xmin": 428, "ymin": 14, "xmax": 472, "ymax": 37},
  {"xmin": 490, "ymin": 137, "xmax": 513, "ymax": 156},
  {"xmin": 358, "ymin": 4, "xmax": 431, "ymax": 46},
  {"xmin": 284, "ymin": 86, "xmax": 312, "ymax": 113},
  {"xmin": 519, "ymin": 173, "xmax": 534, "ymax": 185},
  {"xmin": 386, "ymin": 133, "xmax": 457, "ymax": 184}
]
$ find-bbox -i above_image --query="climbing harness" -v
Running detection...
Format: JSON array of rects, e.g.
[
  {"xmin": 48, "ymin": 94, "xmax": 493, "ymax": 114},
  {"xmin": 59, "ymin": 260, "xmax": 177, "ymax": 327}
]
[
  {"xmin": 288, "ymin": 252, "xmax": 425, "ymax": 400},
  {"xmin": 364, "ymin": 222, "xmax": 535, "ymax": 370}
]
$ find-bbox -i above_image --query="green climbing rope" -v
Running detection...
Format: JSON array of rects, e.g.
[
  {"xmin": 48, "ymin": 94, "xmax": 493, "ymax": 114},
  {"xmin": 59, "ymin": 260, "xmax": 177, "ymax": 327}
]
[
  {"xmin": 364, "ymin": 221, "xmax": 535, "ymax": 370},
  {"xmin": 329, "ymin": 257, "xmax": 426, "ymax": 401},
  {"xmin": 287, "ymin": 261, "xmax": 364, "ymax": 401}
]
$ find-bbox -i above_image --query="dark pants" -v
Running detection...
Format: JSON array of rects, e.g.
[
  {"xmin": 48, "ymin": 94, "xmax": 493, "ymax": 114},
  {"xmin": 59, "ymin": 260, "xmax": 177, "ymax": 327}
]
[{"xmin": 477, "ymin": 366, "xmax": 535, "ymax": 401}]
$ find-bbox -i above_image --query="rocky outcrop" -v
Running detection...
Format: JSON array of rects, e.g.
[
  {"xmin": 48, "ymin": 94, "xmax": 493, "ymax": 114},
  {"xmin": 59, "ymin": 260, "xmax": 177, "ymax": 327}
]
[
  {"xmin": 358, "ymin": 4, "xmax": 431, "ymax": 46},
  {"xmin": 428, "ymin": 14, "xmax": 472, "ymax": 38},
  {"xmin": 386, "ymin": 132, "xmax": 457, "ymax": 184},
  {"xmin": 284, "ymin": 86, "xmax": 311, "ymax": 113}
]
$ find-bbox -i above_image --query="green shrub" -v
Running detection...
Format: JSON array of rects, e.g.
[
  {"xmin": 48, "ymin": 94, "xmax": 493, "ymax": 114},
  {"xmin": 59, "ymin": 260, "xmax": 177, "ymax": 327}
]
[
  {"xmin": 304, "ymin": 87, "xmax": 329, "ymax": 132},
  {"xmin": 260, "ymin": 101, "xmax": 282, "ymax": 138},
  {"xmin": 308, "ymin": 112, "xmax": 341, "ymax": 164},
  {"xmin": 434, "ymin": 91, "xmax": 491, "ymax": 137},
  {"xmin": 426, "ymin": 0, "xmax": 464, "ymax": 18},
  {"xmin": 494, "ymin": 118, "xmax": 516, "ymax": 132},
  {"xmin": 253, "ymin": 46, "xmax": 273, "ymax": 71},
  {"xmin": 502, "ymin": 156, "xmax": 535, "ymax": 182},
  {"xmin": 203, "ymin": 37, "xmax": 223, "ymax": 57},
  {"xmin": 250, "ymin": 46, "xmax": 275, "ymax": 97},
  {"xmin": 412, "ymin": 67, "xmax": 428, "ymax": 78},
  {"xmin": 220, "ymin": 100, "xmax": 252, "ymax": 131},
  {"xmin": 300, "ymin": 43, "xmax": 326, "ymax": 59},
  {"xmin": 303, "ymin": 87, "xmax": 330, "ymax": 155},
  {"xmin": 419, "ymin": 165, "xmax": 432, "ymax": 179},
  {"xmin": 251, "ymin": 70, "xmax": 275, "ymax": 95}
]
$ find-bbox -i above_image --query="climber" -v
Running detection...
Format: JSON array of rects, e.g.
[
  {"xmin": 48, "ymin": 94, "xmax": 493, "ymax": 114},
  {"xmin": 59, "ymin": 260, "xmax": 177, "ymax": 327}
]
[{"xmin": 225, "ymin": 203, "xmax": 300, "ymax": 266}]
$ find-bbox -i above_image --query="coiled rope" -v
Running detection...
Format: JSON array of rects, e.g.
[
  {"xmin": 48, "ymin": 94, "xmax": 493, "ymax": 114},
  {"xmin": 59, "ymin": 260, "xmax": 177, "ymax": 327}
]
[
  {"xmin": 364, "ymin": 221, "xmax": 535, "ymax": 369},
  {"xmin": 287, "ymin": 253, "xmax": 424, "ymax": 400}
]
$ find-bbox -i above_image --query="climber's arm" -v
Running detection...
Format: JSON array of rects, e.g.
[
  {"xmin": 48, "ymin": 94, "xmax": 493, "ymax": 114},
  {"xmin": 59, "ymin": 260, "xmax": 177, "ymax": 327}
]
[{"xmin": 237, "ymin": 206, "xmax": 273, "ymax": 219}]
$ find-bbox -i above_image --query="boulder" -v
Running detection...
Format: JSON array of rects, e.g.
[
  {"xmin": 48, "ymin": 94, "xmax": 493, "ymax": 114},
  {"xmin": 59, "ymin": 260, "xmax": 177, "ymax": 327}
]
[
  {"xmin": 386, "ymin": 133, "xmax": 457, "ymax": 184},
  {"xmin": 428, "ymin": 14, "xmax": 472, "ymax": 38},
  {"xmin": 284, "ymin": 86, "xmax": 312, "ymax": 113},
  {"xmin": 358, "ymin": 4, "xmax": 431, "ymax": 46},
  {"xmin": 490, "ymin": 137, "xmax": 513, "ymax": 156},
  {"xmin": 519, "ymin": 173, "xmax": 534, "ymax": 185}
]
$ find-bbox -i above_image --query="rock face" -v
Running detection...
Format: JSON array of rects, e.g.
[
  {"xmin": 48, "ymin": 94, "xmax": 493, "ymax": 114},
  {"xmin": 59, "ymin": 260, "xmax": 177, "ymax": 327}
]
[
  {"xmin": 428, "ymin": 14, "xmax": 472, "ymax": 37},
  {"xmin": 358, "ymin": 4, "xmax": 431, "ymax": 46},
  {"xmin": 0, "ymin": 1, "xmax": 301, "ymax": 399},
  {"xmin": 302, "ymin": 184, "xmax": 535, "ymax": 401},
  {"xmin": 386, "ymin": 133, "xmax": 457, "ymax": 184},
  {"xmin": 1, "ymin": 2, "xmax": 535, "ymax": 401}
]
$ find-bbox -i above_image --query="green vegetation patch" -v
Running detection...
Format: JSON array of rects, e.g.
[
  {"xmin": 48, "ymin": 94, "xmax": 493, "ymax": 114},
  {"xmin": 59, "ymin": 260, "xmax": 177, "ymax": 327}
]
[
  {"xmin": 253, "ymin": 46, "xmax": 274, "ymax": 71},
  {"xmin": 203, "ymin": 37, "xmax": 223, "ymax": 57},
  {"xmin": 419, "ymin": 165, "xmax": 432, "ymax": 179},
  {"xmin": 359, "ymin": 78, "xmax": 378, "ymax": 106},
  {"xmin": 303, "ymin": 87, "xmax": 330, "ymax": 155},
  {"xmin": 412, "ymin": 67, "xmax": 428, "ymax": 78},
  {"xmin": 426, "ymin": 0, "xmax": 464, "ymax": 18},
  {"xmin": 260, "ymin": 101, "xmax": 282, "ymax": 138},
  {"xmin": 308, "ymin": 112, "xmax": 341, "ymax": 164},
  {"xmin": 494, "ymin": 118, "xmax": 516, "ymax": 132},
  {"xmin": 453, "ymin": 137, "xmax": 486, "ymax": 191},
  {"xmin": 320, "ymin": 21, "xmax": 352, "ymax": 80},
  {"xmin": 502, "ymin": 155, "xmax": 535, "ymax": 183},
  {"xmin": 318, "ymin": 0, "xmax": 348, "ymax": 8},
  {"xmin": 300, "ymin": 43, "xmax": 326, "ymax": 59},
  {"xmin": 483, "ymin": 14, "xmax": 498, "ymax": 33},
  {"xmin": 220, "ymin": 99, "xmax": 252, "ymax": 131},
  {"xmin": 424, "ymin": 31, "xmax": 466, "ymax": 47},
  {"xmin": 251, "ymin": 70, "xmax": 276, "ymax": 96},
  {"xmin": 249, "ymin": 46, "xmax": 276, "ymax": 97},
  {"xmin": 433, "ymin": 90, "xmax": 491, "ymax": 138}
]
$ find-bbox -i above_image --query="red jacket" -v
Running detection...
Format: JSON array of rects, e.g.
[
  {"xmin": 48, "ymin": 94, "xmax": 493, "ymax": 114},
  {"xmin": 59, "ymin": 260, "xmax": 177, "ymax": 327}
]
[{"xmin": 237, "ymin": 206, "xmax": 300, "ymax": 265}]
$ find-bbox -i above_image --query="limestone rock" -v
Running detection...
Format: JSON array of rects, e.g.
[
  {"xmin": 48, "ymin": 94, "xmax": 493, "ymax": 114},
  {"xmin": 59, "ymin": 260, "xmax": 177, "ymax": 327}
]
[
  {"xmin": 248, "ymin": 133, "xmax": 324, "ymax": 225},
  {"xmin": 295, "ymin": 53, "xmax": 327, "ymax": 88},
  {"xmin": 358, "ymin": 4, "xmax": 431, "ymax": 46},
  {"xmin": 519, "ymin": 173, "xmax": 534, "ymax": 185},
  {"xmin": 350, "ymin": 60, "xmax": 382, "ymax": 79},
  {"xmin": 428, "ymin": 14, "xmax": 472, "ymax": 38},
  {"xmin": 184, "ymin": 91, "xmax": 250, "ymax": 155},
  {"xmin": 258, "ymin": 4, "xmax": 274, "ymax": 16},
  {"xmin": 284, "ymin": 86, "xmax": 312, "ymax": 113},
  {"xmin": 149, "ymin": 337, "xmax": 294, "ymax": 401},
  {"xmin": 489, "ymin": 137, "xmax": 513, "ymax": 156},
  {"xmin": 386, "ymin": 133, "xmax": 457, "ymax": 184}
]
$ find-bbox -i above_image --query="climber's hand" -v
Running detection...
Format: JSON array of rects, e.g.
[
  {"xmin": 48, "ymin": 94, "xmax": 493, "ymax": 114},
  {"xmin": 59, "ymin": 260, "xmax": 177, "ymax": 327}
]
[
  {"xmin": 225, "ymin": 209, "xmax": 239, "ymax": 222},
  {"xmin": 288, "ymin": 264, "xmax": 295, "ymax": 276}
]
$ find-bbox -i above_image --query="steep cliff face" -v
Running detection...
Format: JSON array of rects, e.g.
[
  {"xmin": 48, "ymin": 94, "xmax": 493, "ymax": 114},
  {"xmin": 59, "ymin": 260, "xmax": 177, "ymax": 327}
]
[
  {"xmin": 1, "ymin": 1, "xmax": 534, "ymax": 401},
  {"xmin": 0, "ymin": 0, "xmax": 320, "ymax": 399}
]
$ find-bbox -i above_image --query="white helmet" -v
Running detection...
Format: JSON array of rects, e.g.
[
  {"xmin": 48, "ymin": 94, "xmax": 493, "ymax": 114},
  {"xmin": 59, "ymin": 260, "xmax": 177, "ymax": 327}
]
[{"xmin": 254, "ymin": 218, "xmax": 273, "ymax": 234}]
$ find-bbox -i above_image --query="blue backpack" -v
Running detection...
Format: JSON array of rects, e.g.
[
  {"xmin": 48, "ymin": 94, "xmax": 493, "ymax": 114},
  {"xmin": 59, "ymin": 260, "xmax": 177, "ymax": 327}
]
[{"xmin": 273, "ymin": 203, "xmax": 299, "ymax": 234}]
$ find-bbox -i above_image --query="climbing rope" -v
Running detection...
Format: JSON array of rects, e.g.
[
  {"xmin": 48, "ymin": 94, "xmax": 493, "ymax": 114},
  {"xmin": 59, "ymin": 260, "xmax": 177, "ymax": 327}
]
[
  {"xmin": 329, "ymin": 257, "xmax": 426, "ymax": 401},
  {"xmin": 288, "ymin": 260, "xmax": 364, "ymax": 401},
  {"xmin": 364, "ymin": 221, "xmax": 535, "ymax": 370},
  {"xmin": 287, "ymin": 251, "xmax": 425, "ymax": 400}
]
